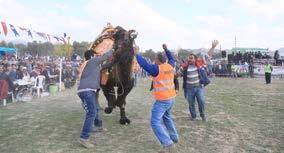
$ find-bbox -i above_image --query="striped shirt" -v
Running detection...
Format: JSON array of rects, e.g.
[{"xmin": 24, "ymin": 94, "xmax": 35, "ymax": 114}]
[{"xmin": 186, "ymin": 65, "xmax": 200, "ymax": 88}]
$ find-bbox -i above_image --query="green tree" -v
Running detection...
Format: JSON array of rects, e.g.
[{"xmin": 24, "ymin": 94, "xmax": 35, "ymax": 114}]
[
  {"xmin": 15, "ymin": 43, "xmax": 27, "ymax": 56},
  {"xmin": 7, "ymin": 42, "xmax": 15, "ymax": 48},
  {"xmin": 142, "ymin": 49, "xmax": 156, "ymax": 62},
  {"xmin": 27, "ymin": 41, "xmax": 39, "ymax": 56},
  {"xmin": 40, "ymin": 42, "xmax": 54, "ymax": 56},
  {"xmin": 73, "ymin": 41, "xmax": 90, "ymax": 56},
  {"xmin": 212, "ymin": 52, "xmax": 222, "ymax": 59},
  {"xmin": 53, "ymin": 43, "xmax": 73, "ymax": 57},
  {"xmin": 177, "ymin": 49, "xmax": 189, "ymax": 60},
  {"xmin": 0, "ymin": 40, "xmax": 8, "ymax": 47}
]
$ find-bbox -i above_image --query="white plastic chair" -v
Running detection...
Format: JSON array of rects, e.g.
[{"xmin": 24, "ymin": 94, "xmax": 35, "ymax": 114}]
[{"xmin": 32, "ymin": 75, "xmax": 45, "ymax": 97}]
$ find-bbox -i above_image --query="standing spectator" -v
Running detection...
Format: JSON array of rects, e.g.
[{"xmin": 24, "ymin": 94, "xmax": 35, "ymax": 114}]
[
  {"xmin": 62, "ymin": 67, "xmax": 72, "ymax": 88},
  {"xmin": 0, "ymin": 64, "xmax": 15, "ymax": 94},
  {"xmin": 274, "ymin": 50, "xmax": 280, "ymax": 66},
  {"xmin": 264, "ymin": 60, "xmax": 273, "ymax": 84},
  {"xmin": 231, "ymin": 63, "xmax": 238, "ymax": 79},
  {"xmin": 249, "ymin": 63, "xmax": 254, "ymax": 78},
  {"xmin": 204, "ymin": 55, "xmax": 213, "ymax": 76}
]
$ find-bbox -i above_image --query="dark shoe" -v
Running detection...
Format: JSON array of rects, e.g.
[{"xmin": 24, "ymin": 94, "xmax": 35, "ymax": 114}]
[
  {"xmin": 190, "ymin": 117, "xmax": 196, "ymax": 121},
  {"xmin": 120, "ymin": 117, "xmax": 131, "ymax": 125},
  {"xmin": 78, "ymin": 138, "xmax": 94, "ymax": 148},
  {"xmin": 104, "ymin": 107, "xmax": 113, "ymax": 114},
  {"xmin": 202, "ymin": 117, "xmax": 207, "ymax": 122},
  {"xmin": 172, "ymin": 139, "xmax": 178, "ymax": 144}
]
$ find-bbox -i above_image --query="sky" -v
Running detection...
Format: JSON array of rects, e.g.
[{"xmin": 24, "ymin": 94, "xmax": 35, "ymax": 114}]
[{"xmin": 0, "ymin": 0, "xmax": 283, "ymax": 51}]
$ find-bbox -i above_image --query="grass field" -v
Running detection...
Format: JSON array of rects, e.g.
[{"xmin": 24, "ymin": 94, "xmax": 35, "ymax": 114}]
[{"xmin": 0, "ymin": 78, "xmax": 283, "ymax": 153}]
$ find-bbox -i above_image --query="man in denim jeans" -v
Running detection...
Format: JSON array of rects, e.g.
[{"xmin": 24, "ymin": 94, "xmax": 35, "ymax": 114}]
[
  {"xmin": 135, "ymin": 44, "xmax": 178, "ymax": 153},
  {"xmin": 77, "ymin": 49, "xmax": 113, "ymax": 148},
  {"xmin": 181, "ymin": 40, "xmax": 218, "ymax": 122}
]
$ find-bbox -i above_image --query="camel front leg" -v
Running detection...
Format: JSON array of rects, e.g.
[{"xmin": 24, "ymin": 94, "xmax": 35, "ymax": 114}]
[
  {"xmin": 116, "ymin": 81, "xmax": 134, "ymax": 125},
  {"xmin": 101, "ymin": 86, "xmax": 116, "ymax": 114},
  {"xmin": 119, "ymin": 105, "xmax": 130, "ymax": 124}
]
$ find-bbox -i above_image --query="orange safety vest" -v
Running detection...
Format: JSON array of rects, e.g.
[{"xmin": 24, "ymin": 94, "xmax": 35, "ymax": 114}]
[{"xmin": 153, "ymin": 63, "xmax": 176, "ymax": 100}]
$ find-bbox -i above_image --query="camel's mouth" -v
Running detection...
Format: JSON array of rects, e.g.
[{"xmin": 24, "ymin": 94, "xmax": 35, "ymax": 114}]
[{"xmin": 129, "ymin": 30, "xmax": 138, "ymax": 40}]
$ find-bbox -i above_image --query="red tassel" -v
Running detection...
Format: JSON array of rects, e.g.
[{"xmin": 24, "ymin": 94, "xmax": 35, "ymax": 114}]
[{"xmin": 1, "ymin": 22, "xmax": 8, "ymax": 36}]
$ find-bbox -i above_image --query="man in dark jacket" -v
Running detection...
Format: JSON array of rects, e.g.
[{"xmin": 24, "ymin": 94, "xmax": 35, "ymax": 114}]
[
  {"xmin": 181, "ymin": 40, "xmax": 218, "ymax": 122},
  {"xmin": 77, "ymin": 49, "xmax": 113, "ymax": 148}
]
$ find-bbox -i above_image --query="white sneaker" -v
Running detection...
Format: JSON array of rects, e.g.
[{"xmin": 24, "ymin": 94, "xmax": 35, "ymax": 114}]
[
  {"xmin": 78, "ymin": 138, "xmax": 94, "ymax": 148},
  {"xmin": 92, "ymin": 127, "xmax": 108, "ymax": 132}
]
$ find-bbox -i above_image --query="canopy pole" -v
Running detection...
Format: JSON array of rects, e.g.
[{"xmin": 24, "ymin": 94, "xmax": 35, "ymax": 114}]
[{"xmin": 59, "ymin": 58, "xmax": 62, "ymax": 92}]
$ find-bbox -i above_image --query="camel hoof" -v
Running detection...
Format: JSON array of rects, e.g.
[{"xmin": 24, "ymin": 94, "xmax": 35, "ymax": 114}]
[
  {"xmin": 120, "ymin": 117, "xmax": 131, "ymax": 125},
  {"xmin": 104, "ymin": 107, "xmax": 113, "ymax": 114}
]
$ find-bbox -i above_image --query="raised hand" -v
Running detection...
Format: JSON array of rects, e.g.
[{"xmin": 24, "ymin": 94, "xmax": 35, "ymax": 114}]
[
  {"xmin": 134, "ymin": 46, "xmax": 140, "ymax": 55},
  {"xmin": 212, "ymin": 40, "xmax": 219, "ymax": 48},
  {"xmin": 208, "ymin": 40, "xmax": 219, "ymax": 57},
  {"xmin": 162, "ymin": 44, "xmax": 167, "ymax": 50}
]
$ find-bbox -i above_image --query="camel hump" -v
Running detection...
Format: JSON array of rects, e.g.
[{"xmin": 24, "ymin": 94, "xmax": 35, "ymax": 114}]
[{"xmin": 90, "ymin": 23, "xmax": 116, "ymax": 56}]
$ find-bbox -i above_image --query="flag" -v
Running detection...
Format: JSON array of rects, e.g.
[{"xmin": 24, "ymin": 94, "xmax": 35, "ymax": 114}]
[
  {"xmin": 36, "ymin": 32, "xmax": 47, "ymax": 40},
  {"xmin": 19, "ymin": 27, "xmax": 33, "ymax": 38},
  {"xmin": 46, "ymin": 34, "xmax": 51, "ymax": 41},
  {"xmin": 9, "ymin": 24, "xmax": 20, "ymax": 36},
  {"xmin": 60, "ymin": 37, "xmax": 66, "ymax": 44},
  {"xmin": 1, "ymin": 22, "xmax": 8, "ymax": 36},
  {"xmin": 27, "ymin": 29, "xmax": 33, "ymax": 38},
  {"xmin": 18, "ymin": 27, "xmax": 27, "ymax": 31},
  {"xmin": 53, "ymin": 36, "xmax": 60, "ymax": 41}
]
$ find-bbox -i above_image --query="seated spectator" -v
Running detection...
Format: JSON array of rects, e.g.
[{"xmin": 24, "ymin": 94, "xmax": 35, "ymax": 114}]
[
  {"xmin": 6, "ymin": 64, "xmax": 17, "ymax": 81},
  {"xmin": 30, "ymin": 67, "xmax": 39, "ymax": 82},
  {"xmin": 8, "ymin": 56, "xmax": 17, "ymax": 65},
  {"xmin": 22, "ymin": 67, "xmax": 31, "ymax": 82},
  {"xmin": 16, "ymin": 65, "xmax": 24, "ymax": 80}
]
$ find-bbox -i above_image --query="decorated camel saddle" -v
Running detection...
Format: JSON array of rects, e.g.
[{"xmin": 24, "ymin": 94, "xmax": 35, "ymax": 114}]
[{"xmin": 90, "ymin": 23, "xmax": 115, "ymax": 56}]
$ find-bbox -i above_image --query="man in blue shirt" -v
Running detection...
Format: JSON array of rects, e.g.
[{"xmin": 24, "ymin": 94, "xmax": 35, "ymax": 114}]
[{"xmin": 135, "ymin": 44, "xmax": 178, "ymax": 153}]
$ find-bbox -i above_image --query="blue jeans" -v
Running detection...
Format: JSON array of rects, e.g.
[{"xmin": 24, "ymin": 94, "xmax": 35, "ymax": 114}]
[
  {"xmin": 151, "ymin": 99, "xmax": 178, "ymax": 148},
  {"xmin": 78, "ymin": 91, "xmax": 102, "ymax": 139},
  {"xmin": 185, "ymin": 86, "xmax": 205, "ymax": 119},
  {"xmin": 207, "ymin": 64, "xmax": 213, "ymax": 75}
]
